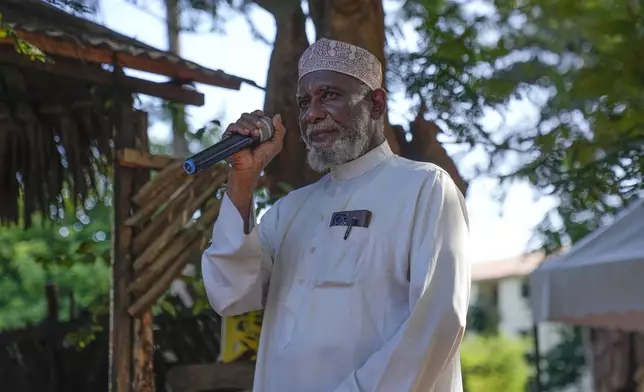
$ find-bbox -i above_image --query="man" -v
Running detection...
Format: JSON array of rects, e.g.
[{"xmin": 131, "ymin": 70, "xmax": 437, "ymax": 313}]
[{"xmin": 202, "ymin": 38, "xmax": 471, "ymax": 392}]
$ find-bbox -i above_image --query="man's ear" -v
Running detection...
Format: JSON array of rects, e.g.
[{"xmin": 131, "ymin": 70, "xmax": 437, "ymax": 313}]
[{"xmin": 370, "ymin": 88, "xmax": 387, "ymax": 120}]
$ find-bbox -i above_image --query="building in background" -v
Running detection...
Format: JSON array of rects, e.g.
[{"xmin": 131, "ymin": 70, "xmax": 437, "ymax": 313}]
[{"xmin": 470, "ymin": 252, "xmax": 594, "ymax": 392}]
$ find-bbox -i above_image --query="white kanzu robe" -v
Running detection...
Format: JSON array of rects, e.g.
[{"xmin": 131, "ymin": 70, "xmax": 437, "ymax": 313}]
[{"xmin": 202, "ymin": 141, "xmax": 471, "ymax": 392}]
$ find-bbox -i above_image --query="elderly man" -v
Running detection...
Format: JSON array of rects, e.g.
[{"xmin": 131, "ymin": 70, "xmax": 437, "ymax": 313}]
[{"xmin": 202, "ymin": 38, "xmax": 471, "ymax": 392}]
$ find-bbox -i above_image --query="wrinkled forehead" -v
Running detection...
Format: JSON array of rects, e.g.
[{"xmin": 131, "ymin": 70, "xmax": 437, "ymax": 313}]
[{"xmin": 296, "ymin": 70, "xmax": 361, "ymax": 97}]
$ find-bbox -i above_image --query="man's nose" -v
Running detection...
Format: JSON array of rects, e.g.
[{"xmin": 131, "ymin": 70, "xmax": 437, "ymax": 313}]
[{"xmin": 305, "ymin": 99, "xmax": 325, "ymax": 123}]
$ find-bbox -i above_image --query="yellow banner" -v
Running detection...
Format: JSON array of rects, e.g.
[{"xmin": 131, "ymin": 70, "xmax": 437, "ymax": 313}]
[{"xmin": 219, "ymin": 310, "xmax": 263, "ymax": 362}]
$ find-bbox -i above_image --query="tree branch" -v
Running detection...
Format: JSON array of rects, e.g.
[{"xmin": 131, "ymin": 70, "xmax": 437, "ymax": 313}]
[{"xmin": 252, "ymin": 0, "xmax": 301, "ymax": 19}]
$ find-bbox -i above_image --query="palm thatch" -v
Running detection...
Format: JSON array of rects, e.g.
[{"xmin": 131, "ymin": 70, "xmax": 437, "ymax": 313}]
[{"xmin": 0, "ymin": 63, "xmax": 113, "ymax": 227}]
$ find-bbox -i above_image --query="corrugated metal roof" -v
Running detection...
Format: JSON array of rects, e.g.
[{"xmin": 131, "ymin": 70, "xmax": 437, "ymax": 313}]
[{"xmin": 0, "ymin": 0, "xmax": 252, "ymax": 89}]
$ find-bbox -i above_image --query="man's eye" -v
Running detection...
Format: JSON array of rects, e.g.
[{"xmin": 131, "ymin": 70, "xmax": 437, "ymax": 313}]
[
  {"xmin": 298, "ymin": 100, "xmax": 309, "ymax": 108},
  {"xmin": 322, "ymin": 92, "xmax": 336, "ymax": 100}
]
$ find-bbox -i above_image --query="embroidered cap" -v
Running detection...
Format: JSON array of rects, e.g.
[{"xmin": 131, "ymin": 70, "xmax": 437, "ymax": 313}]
[{"xmin": 298, "ymin": 38, "xmax": 383, "ymax": 91}]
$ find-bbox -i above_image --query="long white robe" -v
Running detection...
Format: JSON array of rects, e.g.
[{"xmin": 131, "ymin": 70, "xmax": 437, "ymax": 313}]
[{"xmin": 202, "ymin": 141, "xmax": 471, "ymax": 392}]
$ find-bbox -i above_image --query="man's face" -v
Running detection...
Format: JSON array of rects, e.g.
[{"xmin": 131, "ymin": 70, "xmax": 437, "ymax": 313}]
[{"xmin": 296, "ymin": 71, "xmax": 372, "ymax": 173}]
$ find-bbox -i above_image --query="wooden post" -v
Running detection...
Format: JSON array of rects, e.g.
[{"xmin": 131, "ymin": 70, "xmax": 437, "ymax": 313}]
[
  {"xmin": 131, "ymin": 111, "xmax": 156, "ymax": 392},
  {"xmin": 109, "ymin": 86, "xmax": 136, "ymax": 392},
  {"xmin": 109, "ymin": 75, "xmax": 156, "ymax": 392},
  {"xmin": 44, "ymin": 282, "xmax": 62, "ymax": 392},
  {"xmin": 532, "ymin": 323, "xmax": 542, "ymax": 392},
  {"xmin": 133, "ymin": 311, "xmax": 155, "ymax": 391}
]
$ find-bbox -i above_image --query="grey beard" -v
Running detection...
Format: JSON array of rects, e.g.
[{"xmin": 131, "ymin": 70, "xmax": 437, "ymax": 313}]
[{"xmin": 304, "ymin": 104, "xmax": 371, "ymax": 173}]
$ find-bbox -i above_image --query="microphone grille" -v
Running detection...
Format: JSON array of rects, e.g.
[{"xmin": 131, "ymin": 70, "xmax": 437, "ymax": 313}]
[{"xmin": 257, "ymin": 117, "xmax": 274, "ymax": 143}]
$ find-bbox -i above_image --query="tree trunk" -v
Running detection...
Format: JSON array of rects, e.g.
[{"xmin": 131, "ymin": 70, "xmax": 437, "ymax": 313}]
[
  {"xmin": 590, "ymin": 329, "xmax": 644, "ymax": 392},
  {"xmin": 165, "ymin": 0, "xmax": 190, "ymax": 158},
  {"xmin": 258, "ymin": 0, "xmax": 467, "ymax": 197},
  {"xmin": 307, "ymin": 0, "xmax": 400, "ymax": 155},
  {"xmin": 258, "ymin": 0, "xmax": 317, "ymax": 195},
  {"xmin": 395, "ymin": 105, "xmax": 468, "ymax": 194}
]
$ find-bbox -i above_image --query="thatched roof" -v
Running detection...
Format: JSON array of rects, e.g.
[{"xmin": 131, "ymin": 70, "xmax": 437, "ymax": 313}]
[
  {"xmin": 0, "ymin": 0, "xmax": 248, "ymax": 227},
  {"xmin": 0, "ymin": 62, "xmax": 114, "ymax": 226}
]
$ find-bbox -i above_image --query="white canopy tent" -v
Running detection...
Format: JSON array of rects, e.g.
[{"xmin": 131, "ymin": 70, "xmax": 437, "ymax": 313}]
[{"xmin": 529, "ymin": 196, "xmax": 644, "ymax": 332}]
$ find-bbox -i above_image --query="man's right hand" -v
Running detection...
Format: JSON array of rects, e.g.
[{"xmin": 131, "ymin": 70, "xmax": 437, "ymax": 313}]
[
  {"xmin": 224, "ymin": 110, "xmax": 286, "ymax": 181},
  {"xmin": 223, "ymin": 110, "xmax": 286, "ymax": 231}
]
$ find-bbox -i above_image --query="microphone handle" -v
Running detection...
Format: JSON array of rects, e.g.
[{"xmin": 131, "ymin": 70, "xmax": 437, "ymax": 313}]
[{"xmin": 183, "ymin": 133, "xmax": 260, "ymax": 174}]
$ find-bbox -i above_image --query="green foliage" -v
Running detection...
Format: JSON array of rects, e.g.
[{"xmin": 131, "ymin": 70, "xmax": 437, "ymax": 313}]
[
  {"xmin": 180, "ymin": 273, "xmax": 212, "ymax": 316},
  {"xmin": 461, "ymin": 335, "xmax": 531, "ymax": 392},
  {"xmin": 138, "ymin": 98, "xmax": 225, "ymax": 155},
  {"xmin": 0, "ymin": 14, "xmax": 47, "ymax": 61},
  {"xmin": 396, "ymin": 0, "xmax": 643, "ymax": 250},
  {"xmin": 0, "ymin": 0, "xmax": 239, "ymax": 343},
  {"xmin": 467, "ymin": 282, "xmax": 501, "ymax": 336},
  {"xmin": 0, "ymin": 1, "xmax": 99, "ymax": 61},
  {"xmin": 64, "ymin": 323, "xmax": 105, "ymax": 349},
  {"xmin": 395, "ymin": 0, "xmax": 644, "ymax": 388},
  {"xmin": 467, "ymin": 301, "xmax": 501, "ymax": 336},
  {"xmin": 184, "ymin": 115, "xmax": 225, "ymax": 153},
  {"xmin": 0, "ymin": 196, "xmax": 111, "ymax": 330},
  {"xmin": 538, "ymin": 327, "xmax": 587, "ymax": 391},
  {"xmin": 6, "ymin": 1, "xmax": 630, "ymax": 386}
]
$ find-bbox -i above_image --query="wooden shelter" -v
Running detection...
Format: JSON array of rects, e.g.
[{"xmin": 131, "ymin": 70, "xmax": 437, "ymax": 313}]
[{"xmin": 0, "ymin": 0, "xmax": 250, "ymax": 390}]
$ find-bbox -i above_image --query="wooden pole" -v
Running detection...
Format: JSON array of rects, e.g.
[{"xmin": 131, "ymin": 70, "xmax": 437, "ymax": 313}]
[
  {"xmin": 532, "ymin": 323, "xmax": 542, "ymax": 392},
  {"xmin": 131, "ymin": 111, "xmax": 156, "ymax": 392},
  {"xmin": 45, "ymin": 283, "xmax": 61, "ymax": 392},
  {"xmin": 109, "ymin": 69, "xmax": 157, "ymax": 392},
  {"xmin": 109, "ymin": 68, "xmax": 136, "ymax": 392}
]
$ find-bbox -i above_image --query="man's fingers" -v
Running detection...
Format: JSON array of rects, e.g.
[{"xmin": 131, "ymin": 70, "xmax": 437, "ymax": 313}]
[
  {"xmin": 251, "ymin": 109, "xmax": 265, "ymax": 117},
  {"xmin": 236, "ymin": 119, "xmax": 258, "ymax": 135},
  {"xmin": 224, "ymin": 123, "xmax": 242, "ymax": 137},
  {"xmin": 272, "ymin": 114, "xmax": 286, "ymax": 141},
  {"xmin": 250, "ymin": 114, "xmax": 285, "ymax": 164},
  {"xmin": 241, "ymin": 113, "xmax": 263, "ymax": 128}
]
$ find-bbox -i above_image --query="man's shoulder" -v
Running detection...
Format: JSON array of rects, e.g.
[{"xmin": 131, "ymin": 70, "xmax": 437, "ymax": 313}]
[{"xmin": 385, "ymin": 154, "xmax": 455, "ymax": 184}]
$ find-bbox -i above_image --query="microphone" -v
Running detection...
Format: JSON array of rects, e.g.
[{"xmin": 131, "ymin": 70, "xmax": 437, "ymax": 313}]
[{"xmin": 183, "ymin": 116, "xmax": 274, "ymax": 175}]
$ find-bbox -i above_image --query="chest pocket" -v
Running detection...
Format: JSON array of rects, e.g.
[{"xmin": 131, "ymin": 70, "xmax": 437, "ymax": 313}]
[{"xmin": 311, "ymin": 225, "xmax": 372, "ymax": 287}]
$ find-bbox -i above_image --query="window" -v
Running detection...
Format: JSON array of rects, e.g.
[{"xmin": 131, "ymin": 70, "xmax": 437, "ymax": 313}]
[{"xmin": 521, "ymin": 279, "xmax": 530, "ymax": 298}]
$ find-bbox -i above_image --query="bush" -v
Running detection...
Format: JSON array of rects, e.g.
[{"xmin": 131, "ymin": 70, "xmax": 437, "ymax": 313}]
[{"xmin": 461, "ymin": 335, "xmax": 530, "ymax": 392}]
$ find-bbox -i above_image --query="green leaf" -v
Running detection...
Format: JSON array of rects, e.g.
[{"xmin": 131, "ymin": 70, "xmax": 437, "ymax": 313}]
[
  {"xmin": 77, "ymin": 241, "xmax": 96, "ymax": 254},
  {"xmin": 78, "ymin": 253, "xmax": 96, "ymax": 264},
  {"xmin": 461, "ymin": 335, "xmax": 530, "ymax": 392},
  {"xmin": 194, "ymin": 126, "xmax": 207, "ymax": 141},
  {"xmin": 100, "ymin": 249, "xmax": 111, "ymax": 264},
  {"xmin": 160, "ymin": 300, "xmax": 177, "ymax": 317}
]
